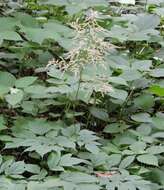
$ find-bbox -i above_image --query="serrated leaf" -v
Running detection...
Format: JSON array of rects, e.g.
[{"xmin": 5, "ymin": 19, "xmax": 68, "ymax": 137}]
[
  {"xmin": 119, "ymin": 156, "xmax": 135, "ymax": 169},
  {"xmin": 130, "ymin": 141, "xmax": 147, "ymax": 153},
  {"xmin": 137, "ymin": 154, "xmax": 158, "ymax": 166},
  {"xmin": 146, "ymin": 146, "xmax": 164, "ymax": 154},
  {"xmin": 107, "ymin": 154, "xmax": 122, "ymax": 167}
]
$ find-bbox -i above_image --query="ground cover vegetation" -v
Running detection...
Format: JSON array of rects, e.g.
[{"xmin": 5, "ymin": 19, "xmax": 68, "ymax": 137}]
[{"xmin": 0, "ymin": 0, "xmax": 164, "ymax": 189}]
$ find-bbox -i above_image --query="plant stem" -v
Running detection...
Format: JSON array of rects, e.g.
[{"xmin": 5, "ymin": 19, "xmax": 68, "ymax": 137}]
[
  {"xmin": 73, "ymin": 67, "xmax": 83, "ymax": 125},
  {"xmin": 119, "ymin": 87, "xmax": 135, "ymax": 119}
]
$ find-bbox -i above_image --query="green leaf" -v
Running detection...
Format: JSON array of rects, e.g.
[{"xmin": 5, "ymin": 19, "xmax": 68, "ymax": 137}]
[
  {"xmin": 109, "ymin": 77, "xmax": 128, "ymax": 86},
  {"xmin": 149, "ymin": 85, "xmax": 164, "ymax": 96},
  {"xmin": 131, "ymin": 113, "xmax": 152, "ymax": 123},
  {"xmin": 5, "ymin": 161, "xmax": 26, "ymax": 175},
  {"xmin": 152, "ymin": 132, "xmax": 164, "ymax": 138},
  {"xmin": 119, "ymin": 156, "xmax": 135, "ymax": 169},
  {"xmin": 90, "ymin": 107, "xmax": 109, "ymax": 121},
  {"xmin": 137, "ymin": 154, "xmax": 158, "ymax": 166},
  {"xmin": 60, "ymin": 172, "xmax": 98, "ymax": 183},
  {"xmin": 109, "ymin": 88, "xmax": 128, "ymax": 101},
  {"xmin": 137, "ymin": 124, "xmax": 152, "ymax": 136},
  {"xmin": 146, "ymin": 146, "xmax": 164, "ymax": 154},
  {"xmin": 85, "ymin": 143, "xmax": 100, "ymax": 154},
  {"xmin": 22, "ymin": 27, "xmax": 60, "ymax": 44},
  {"xmin": 5, "ymin": 89, "xmax": 24, "ymax": 106},
  {"xmin": 47, "ymin": 152, "xmax": 61, "ymax": 170},
  {"xmin": 0, "ymin": 85, "xmax": 10, "ymax": 98},
  {"xmin": 0, "ymin": 72, "xmax": 16, "ymax": 87},
  {"xmin": 120, "ymin": 69, "xmax": 142, "ymax": 81},
  {"xmin": 151, "ymin": 115, "xmax": 164, "ymax": 130},
  {"xmin": 150, "ymin": 169, "xmax": 164, "ymax": 185},
  {"xmin": 0, "ymin": 116, "xmax": 7, "ymax": 131},
  {"xmin": 132, "ymin": 60, "xmax": 152, "ymax": 71},
  {"xmin": 25, "ymin": 164, "xmax": 40, "ymax": 174},
  {"xmin": 59, "ymin": 154, "xmax": 85, "ymax": 167},
  {"xmin": 149, "ymin": 69, "xmax": 164, "ymax": 78},
  {"xmin": 107, "ymin": 154, "xmax": 122, "ymax": 167},
  {"xmin": 15, "ymin": 77, "xmax": 37, "ymax": 88},
  {"xmin": 134, "ymin": 94, "xmax": 155, "ymax": 109},
  {"xmin": 0, "ymin": 31, "xmax": 22, "ymax": 44},
  {"xmin": 103, "ymin": 123, "xmax": 129, "ymax": 134},
  {"xmin": 130, "ymin": 141, "xmax": 147, "ymax": 153}
]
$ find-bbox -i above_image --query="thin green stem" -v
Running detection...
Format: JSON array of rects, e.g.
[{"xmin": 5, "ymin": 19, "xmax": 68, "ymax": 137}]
[
  {"xmin": 73, "ymin": 67, "xmax": 83, "ymax": 125},
  {"xmin": 119, "ymin": 87, "xmax": 135, "ymax": 119}
]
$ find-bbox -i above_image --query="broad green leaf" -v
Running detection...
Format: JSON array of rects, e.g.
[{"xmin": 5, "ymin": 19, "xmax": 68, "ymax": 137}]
[
  {"xmin": 0, "ymin": 72, "xmax": 16, "ymax": 87},
  {"xmin": 90, "ymin": 107, "xmax": 109, "ymax": 121},
  {"xmin": 150, "ymin": 169, "xmax": 164, "ymax": 185},
  {"xmin": 5, "ymin": 161, "xmax": 26, "ymax": 175},
  {"xmin": 150, "ymin": 69, "xmax": 164, "ymax": 78},
  {"xmin": 25, "ymin": 164, "xmax": 40, "ymax": 174},
  {"xmin": 109, "ymin": 89, "xmax": 128, "ymax": 101},
  {"xmin": 0, "ymin": 85, "xmax": 10, "ymax": 98},
  {"xmin": 152, "ymin": 132, "xmax": 164, "ymax": 138},
  {"xmin": 137, "ymin": 124, "xmax": 152, "ymax": 136},
  {"xmin": 151, "ymin": 115, "xmax": 164, "ymax": 130},
  {"xmin": 85, "ymin": 143, "xmax": 100, "ymax": 154},
  {"xmin": 0, "ymin": 31, "xmax": 22, "ymax": 44},
  {"xmin": 131, "ymin": 113, "xmax": 152, "ymax": 123},
  {"xmin": 119, "ymin": 156, "xmax": 135, "ymax": 169},
  {"xmin": 107, "ymin": 154, "xmax": 122, "ymax": 167},
  {"xmin": 103, "ymin": 123, "xmax": 129, "ymax": 134},
  {"xmin": 146, "ymin": 146, "xmax": 164, "ymax": 154},
  {"xmin": 15, "ymin": 77, "xmax": 37, "ymax": 88},
  {"xmin": 5, "ymin": 89, "xmax": 24, "ymax": 106},
  {"xmin": 109, "ymin": 77, "xmax": 128, "ymax": 86},
  {"xmin": 60, "ymin": 172, "xmax": 98, "ymax": 183},
  {"xmin": 22, "ymin": 27, "xmax": 60, "ymax": 44},
  {"xmin": 149, "ymin": 85, "xmax": 164, "ymax": 96},
  {"xmin": 120, "ymin": 69, "xmax": 142, "ymax": 81},
  {"xmin": 137, "ymin": 154, "xmax": 158, "ymax": 166},
  {"xmin": 132, "ymin": 60, "xmax": 152, "ymax": 71},
  {"xmin": 59, "ymin": 154, "xmax": 85, "ymax": 167},
  {"xmin": 133, "ymin": 14, "xmax": 160, "ymax": 30},
  {"xmin": 130, "ymin": 141, "xmax": 146, "ymax": 153},
  {"xmin": 47, "ymin": 152, "xmax": 61, "ymax": 170},
  {"xmin": 133, "ymin": 94, "xmax": 155, "ymax": 109}
]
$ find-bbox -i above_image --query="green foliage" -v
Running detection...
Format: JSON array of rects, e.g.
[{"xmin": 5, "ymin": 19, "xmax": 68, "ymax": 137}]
[{"xmin": 0, "ymin": 0, "xmax": 163, "ymax": 189}]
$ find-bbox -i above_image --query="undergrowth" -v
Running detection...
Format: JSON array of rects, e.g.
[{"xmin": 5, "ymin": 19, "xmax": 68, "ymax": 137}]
[{"xmin": 0, "ymin": 0, "xmax": 164, "ymax": 189}]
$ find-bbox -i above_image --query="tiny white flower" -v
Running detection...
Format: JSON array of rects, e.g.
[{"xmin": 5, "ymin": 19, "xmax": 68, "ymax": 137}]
[{"xmin": 10, "ymin": 88, "xmax": 20, "ymax": 94}]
